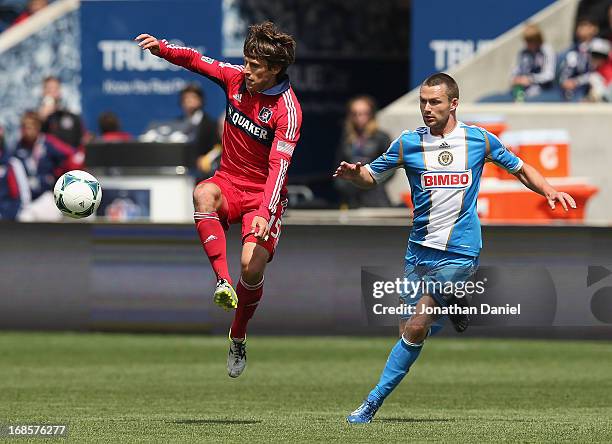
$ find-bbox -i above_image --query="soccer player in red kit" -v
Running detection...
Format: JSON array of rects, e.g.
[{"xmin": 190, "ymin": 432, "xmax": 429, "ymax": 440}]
[{"xmin": 136, "ymin": 22, "xmax": 302, "ymax": 378}]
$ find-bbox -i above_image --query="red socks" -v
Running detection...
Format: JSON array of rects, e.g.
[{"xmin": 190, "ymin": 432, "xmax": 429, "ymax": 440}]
[
  {"xmin": 230, "ymin": 276, "xmax": 264, "ymax": 339},
  {"xmin": 194, "ymin": 212, "xmax": 231, "ymax": 284}
]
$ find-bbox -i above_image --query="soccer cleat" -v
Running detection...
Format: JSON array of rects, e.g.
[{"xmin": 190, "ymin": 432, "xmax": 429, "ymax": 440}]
[
  {"xmin": 446, "ymin": 294, "xmax": 470, "ymax": 333},
  {"xmin": 227, "ymin": 335, "xmax": 247, "ymax": 378},
  {"xmin": 346, "ymin": 399, "xmax": 380, "ymax": 424},
  {"xmin": 214, "ymin": 279, "xmax": 238, "ymax": 311}
]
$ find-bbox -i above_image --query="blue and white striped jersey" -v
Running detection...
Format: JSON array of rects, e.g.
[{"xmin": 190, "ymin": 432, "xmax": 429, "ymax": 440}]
[{"xmin": 366, "ymin": 122, "xmax": 523, "ymax": 258}]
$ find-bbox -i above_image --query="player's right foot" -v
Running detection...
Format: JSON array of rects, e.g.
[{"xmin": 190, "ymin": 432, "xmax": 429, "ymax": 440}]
[
  {"xmin": 214, "ymin": 279, "xmax": 238, "ymax": 311},
  {"xmin": 346, "ymin": 399, "xmax": 380, "ymax": 424},
  {"xmin": 227, "ymin": 335, "xmax": 247, "ymax": 378},
  {"xmin": 447, "ymin": 294, "xmax": 470, "ymax": 333}
]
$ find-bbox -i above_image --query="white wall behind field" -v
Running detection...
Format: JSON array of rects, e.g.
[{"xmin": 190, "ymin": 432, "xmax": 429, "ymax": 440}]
[{"xmin": 378, "ymin": 103, "xmax": 612, "ymax": 224}]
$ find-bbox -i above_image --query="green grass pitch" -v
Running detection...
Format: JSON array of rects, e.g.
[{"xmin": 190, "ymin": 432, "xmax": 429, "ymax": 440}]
[{"xmin": 1, "ymin": 332, "xmax": 611, "ymax": 442}]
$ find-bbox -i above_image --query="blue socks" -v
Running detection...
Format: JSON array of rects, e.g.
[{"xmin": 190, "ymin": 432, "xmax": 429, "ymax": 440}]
[{"xmin": 366, "ymin": 336, "xmax": 423, "ymax": 405}]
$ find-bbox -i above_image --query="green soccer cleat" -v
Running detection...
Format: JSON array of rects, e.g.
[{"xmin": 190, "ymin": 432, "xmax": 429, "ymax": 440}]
[{"xmin": 214, "ymin": 279, "xmax": 238, "ymax": 311}]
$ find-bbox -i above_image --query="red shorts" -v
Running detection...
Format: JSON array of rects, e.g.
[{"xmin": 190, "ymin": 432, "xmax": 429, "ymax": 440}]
[{"xmin": 201, "ymin": 171, "xmax": 287, "ymax": 261}]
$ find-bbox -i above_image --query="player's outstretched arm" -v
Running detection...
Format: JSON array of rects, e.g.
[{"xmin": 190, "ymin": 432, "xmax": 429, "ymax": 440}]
[
  {"xmin": 135, "ymin": 33, "xmax": 229, "ymax": 86},
  {"xmin": 333, "ymin": 161, "xmax": 377, "ymax": 189},
  {"xmin": 513, "ymin": 163, "xmax": 577, "ymax": 211}
]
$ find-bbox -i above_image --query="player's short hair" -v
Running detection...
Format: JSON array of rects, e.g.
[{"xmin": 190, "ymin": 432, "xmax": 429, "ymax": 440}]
[
  {"xmin": 180, "ymin": 83, "xmax": 204, "ymax": 103},
  {"xmin": 21, "ymin": 110, "xmax": 42, "ymax": 127},
  {"xmin": 422, "ymin": 73, "xmax": 460, "ymax": 101},
  {"xmin": 43, "ymin": 75, "xmax": 59, "ymax": 85},
  {"xmin": 98, "ymin": 111, "xmax": 121, "ymax": 134},
  {"xmin": 243, "ymin": 21, "xmax": 296, "ymax": 77},
  {"xmin": 523, "ymin": 23, "xmax": 543, "ymax": 45}
]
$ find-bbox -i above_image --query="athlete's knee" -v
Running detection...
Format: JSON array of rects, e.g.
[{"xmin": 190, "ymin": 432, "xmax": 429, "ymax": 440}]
[
  {"xmin": 241, "ymin": 245, "xmax": 268, "ymax": 285},
  {"xmin": 403, "ymin": 321, "xmax": 429, "ymax": 344},
  {"xmin": 193, "ymin": 182, "xmax": 221, "ymax": 212},
  {"xmin": 241, "ymin": 258, "xmax": 265, "ymax": 284}
]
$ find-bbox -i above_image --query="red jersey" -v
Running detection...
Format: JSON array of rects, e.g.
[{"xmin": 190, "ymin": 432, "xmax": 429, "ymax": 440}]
[{"xmin": 158, "ymin": 40, "xmax": 302, "ymax": 221}]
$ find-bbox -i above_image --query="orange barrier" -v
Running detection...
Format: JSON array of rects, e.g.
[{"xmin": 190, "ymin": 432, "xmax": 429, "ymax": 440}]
[
  {"xmin": 498, "ymin": 130, "xmax": 570, "ymax": 179},
  {"xmin": 477, "ymin": 180, "xmax": 598, "ymax": 222}
]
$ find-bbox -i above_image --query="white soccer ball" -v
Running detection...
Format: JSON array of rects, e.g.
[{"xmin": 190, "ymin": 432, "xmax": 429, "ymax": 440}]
[{"xmin": 53, "ymin": 170, "xmax": 102, "ymax": 219}]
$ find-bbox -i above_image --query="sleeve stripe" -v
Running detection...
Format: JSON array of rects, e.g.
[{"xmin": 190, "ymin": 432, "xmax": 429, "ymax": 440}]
[
  {"xmin": 282, "ymin": 91, "xmax": 295, "ymax": 140},
  {"xmin": 269, "ymin": 159, "xmax": 289, "ymax": 212},
  {"xmin": 282, "ymin": 90, "xmax": 297, "ymax": 140},
  {"xmin": 483, "ymin": 131, "xmax": 491, "ymax": 157},
  {"xmin": 218, "ymin": 62, "xmax": 244, "ymax": 71}
]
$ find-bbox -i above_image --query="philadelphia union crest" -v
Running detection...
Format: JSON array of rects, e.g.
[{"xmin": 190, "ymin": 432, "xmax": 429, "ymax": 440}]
[
  {"xmin": 438, "ymin": 150, "xmax": 453, "ymax": 166},
  {"xmin": 258, "ymin": 107, "xmax": 273, "ymax": 123}
]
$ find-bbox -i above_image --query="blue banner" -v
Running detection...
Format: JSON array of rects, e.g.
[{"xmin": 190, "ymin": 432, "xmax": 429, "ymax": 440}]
[
  {"xmin": 410, "ymin": 0, "xmax": 556, "ymax": 88},
  {"xmin": 80, "ymin": 0, "xmax": 224, "ymax": 138}
]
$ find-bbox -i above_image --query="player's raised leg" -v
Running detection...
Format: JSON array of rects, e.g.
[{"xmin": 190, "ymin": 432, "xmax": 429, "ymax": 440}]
[
  {"xmin": 193, "ymin": 182, "xmax": 237, "ymax": 310},
  {"xmin": 227, "ymin": 242, "xmax": 269, "ymax": 378},
  {"xmin": 347, "ymin": 294, "xmax": 439, "ymax": 424}
]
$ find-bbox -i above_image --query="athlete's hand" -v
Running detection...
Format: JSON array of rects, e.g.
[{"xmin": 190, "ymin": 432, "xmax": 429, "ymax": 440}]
[
  {"xmin": 333, "ymin": 161, "xmax": 363, "ymax": 181},
  {"xmin": 251, "ymin": 216, "xmax": 270, "ymax": 241},
  {"xmin": 135, "ymin": 34, "xmax": 161, "ymax": 56},
  {"xmin": 546, "ymin": 190, "xmax": 577, "ymax": 211}
]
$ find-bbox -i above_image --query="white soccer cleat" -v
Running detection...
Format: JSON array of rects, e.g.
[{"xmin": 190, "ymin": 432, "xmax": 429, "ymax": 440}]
[{"xmin": 227, "ymin": 335, "xmax": 247, "ymax": 378}]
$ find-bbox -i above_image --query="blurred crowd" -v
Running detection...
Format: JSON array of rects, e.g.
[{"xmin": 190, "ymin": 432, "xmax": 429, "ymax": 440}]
[
  {"xmin": 0, "ymin": 73, "xmax": 224, "ymax": 220},
  {"xmin": 481, "ymin": 5, "xmax": 612, "ymax": 103}
]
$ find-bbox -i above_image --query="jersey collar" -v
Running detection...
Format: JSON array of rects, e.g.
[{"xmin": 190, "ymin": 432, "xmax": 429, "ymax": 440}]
[
  {"xmin": 428, "ymin": 120, "xmax": 463, "ymax": 138},
  {"xmin": 240, "ymin": 75, "xmax": 291, "ymax": 96}
]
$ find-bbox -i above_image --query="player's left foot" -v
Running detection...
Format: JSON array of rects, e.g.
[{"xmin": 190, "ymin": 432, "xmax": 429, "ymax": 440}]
[
  {"xmin": 214, "ymin": 279, "xmax": 238, "ymax": 311},
  {"xmin": 346, "ymin": 399, "xmax": 380, "ymax": 424},
  {"xmin": 227, "ymin": 335, "xmax": 247, "ymax": 378},
  {"xmin": 447, "ymin": 294, "xmax": 470, "ymax": 333}
]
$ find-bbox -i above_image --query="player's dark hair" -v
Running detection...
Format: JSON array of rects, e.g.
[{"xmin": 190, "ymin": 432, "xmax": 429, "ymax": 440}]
[
  {"xmin": 98, "ymin": 111, "xmax": 121, "ymax": 134},
  {"xmin": 180, "ymin": 83, "xmax": 204, "ymax": 103},
  {"xmin": 576, "ymin": 16, "xmax": 599, "ymax": 26},
  {"xmin": 422, "ymin": 73, "xmax": 460, "ymax": 101},
  {"xmin": 243, "ymin": 21, "xmax": 296, "ymax": 78}
]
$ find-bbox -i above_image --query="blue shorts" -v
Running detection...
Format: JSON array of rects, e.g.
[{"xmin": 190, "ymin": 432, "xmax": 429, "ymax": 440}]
[{"xmin": 400, "ymin": 242, "xmax": 479, "ymax": 320}]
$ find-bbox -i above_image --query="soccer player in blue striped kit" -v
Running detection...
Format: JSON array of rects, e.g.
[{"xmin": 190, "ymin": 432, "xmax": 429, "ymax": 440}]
[{"xmin": 334, "ymin": 73, "xmax": 577, "ymax": 423}]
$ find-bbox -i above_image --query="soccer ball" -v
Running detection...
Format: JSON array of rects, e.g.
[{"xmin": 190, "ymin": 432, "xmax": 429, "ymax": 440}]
[{"xmin": 53, "ymin": 170, "xmax": 102, "ymax": 219}]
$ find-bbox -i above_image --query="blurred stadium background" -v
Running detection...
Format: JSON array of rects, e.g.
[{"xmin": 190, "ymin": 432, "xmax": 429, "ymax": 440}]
[{"xmin": 1, "ymin": 0, "xmax": 612, "ymax": 441}]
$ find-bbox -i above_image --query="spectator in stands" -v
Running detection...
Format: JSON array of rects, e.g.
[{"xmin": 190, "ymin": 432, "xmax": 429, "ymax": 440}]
[
  {"xmin": 97, "ymin": 111, "xmax": 132, "ymax": 142},
  {"xmin": 10, "ymin": 111, "xmax": 83, "ymax": 221},
  {"xmin": 587, "ymin": 38, "xmax": 612, "ymax": 101},
  {"xmin": 335, "ymin": 95, "xmax": 391, "ymax": 208},
  {"xmin": 480, "ymin": 24, "xmax": 557, "ymax": 102},
  {"xmin": 140, "ymin": 83, "xmax": 218, "ymax": 144},
  {"xmin": 559, "ymin": 17, "xmax": 600, "ymax": 101},
  {"xmin": 140, "ymin": 83, "xmax": 220, "ymax": 177},
  {"xmin": 39, "ymin": 76, "xmax": 86, "ymax": 148}
]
